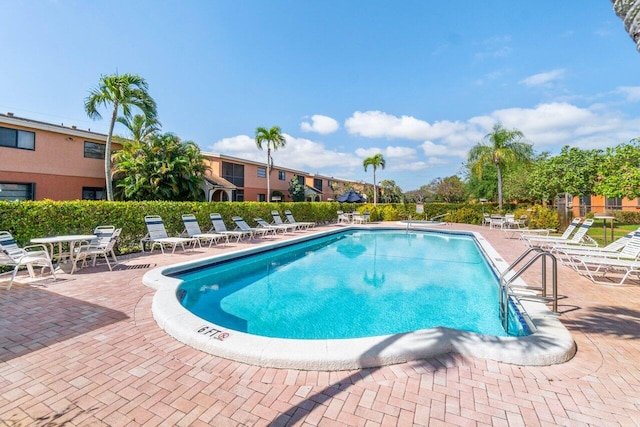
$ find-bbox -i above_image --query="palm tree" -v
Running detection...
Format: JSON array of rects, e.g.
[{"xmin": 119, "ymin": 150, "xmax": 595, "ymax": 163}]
[
  {"xmin": 112, "ymin": 132, "xmax": 206, "ymax": 201},
  {"xmin": 84, "ymin": 73, "xmax": 157, "ymax": 201},
  {"xmin": 255, "ymin": 126, "xmax": 286, "ymax": 202},
  {"xmin": 363, "ymin": 153, "xmax": 386, "ymax": 205},
  {"xmin": 611, "ymin": 0, "xmax": 640, "ymax": 52},
  {"xmin": 467, "ymin": 123, "xmax": 532, "ymax": 210},
  {"xmin": 116, "ymin": 114, "xmax": 161, "ymax": 144}
]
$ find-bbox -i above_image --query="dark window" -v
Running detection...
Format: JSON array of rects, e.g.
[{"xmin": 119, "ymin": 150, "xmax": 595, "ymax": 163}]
[
  {"xmin": 297, "ymin": 175, "xmax": 305, "ymax": 185},
  {"xmin": 82, "ymin": 187, "xmax": 105, "ymax": 200},
  {"xmin": 222, "ymin": 162, "xmax": 245, "ymax": 187},
  {"xmin": 0, "ymin": 126, "xmax": 35, "ymax": 150},
  {"xmin": 84, "ymin": 141, "xmax": 106, "ymax": 159},
  {"xmin": 232, "ymin": 189, "xmax": 244, "ymax": 202},
  {"xmin": 278, "ymin": 171, "xmax": 286, "ymax": 181},
  {"xmin": 257, "ymin": 167, "xmax": 266, "ymax": 178},
  {"xmin": 258, "ymin": 193, "xmax": 266, "ymax": 202},
  {"xmin": 314, "ymin": 178, "xmax": 323, "ymax": 191},
  {"xmin": 0, "ymin": 182, "xmax": 35, "ymax": 201},
  {"xmin": 605, "ymin": 197, "xmax": 622, "ymax": 210}
]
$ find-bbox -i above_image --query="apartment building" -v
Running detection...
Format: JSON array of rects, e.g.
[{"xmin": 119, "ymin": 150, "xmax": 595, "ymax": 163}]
[
  {"xmin": 0, "ymin": 113, "xmax": 365, "ymax": 202},
  {"xmin": 0, "ymin": 113, "xmax": 116, "ymax": 201},
  {"xmin": 202, "ymin": 153, "xmax": 363, "ymax": 202}
]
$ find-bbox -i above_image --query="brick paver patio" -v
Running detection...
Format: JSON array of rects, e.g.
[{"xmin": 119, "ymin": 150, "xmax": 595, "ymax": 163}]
[{"xmin": 1, "ymin": 224, "xmax": 639, "ymax": 426}]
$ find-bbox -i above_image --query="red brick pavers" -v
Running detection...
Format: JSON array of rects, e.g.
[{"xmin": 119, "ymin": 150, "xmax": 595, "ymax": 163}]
[{"xmin": 1, "ymin": 224, "xmax": 639, "ymax": 426}]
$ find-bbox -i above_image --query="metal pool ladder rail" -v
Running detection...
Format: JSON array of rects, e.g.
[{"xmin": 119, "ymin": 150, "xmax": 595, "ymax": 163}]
[{"xmin": 499, "ymin": 247, "xmax": 558, "ymax": 334}]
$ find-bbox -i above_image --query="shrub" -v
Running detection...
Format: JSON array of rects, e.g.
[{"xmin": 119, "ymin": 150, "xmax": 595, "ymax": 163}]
[
  {"xmin": 447, "ymin": 207, "xmax": 483, "ymax": 225},
  {"xmin": 525, "ymin": 205, "xmax": 560, "ymax": 230}
]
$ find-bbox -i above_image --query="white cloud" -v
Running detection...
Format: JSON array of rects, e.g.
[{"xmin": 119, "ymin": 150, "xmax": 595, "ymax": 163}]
[
  {"xmin": 208, "ymin": 134, "xmax": 361, "ymax": 173},
  {"xmin": 616, "ymin": 86, "xmax": 640, "ymax": 102},
  {"xmin": 519, "ymin": 69, "xmax": 566, "ymax": 87},
  {"xmin": 345, "ymin": 111, "xmax": 432, "ymax": 140},
  {"xmin": 344, "ymin": 110, "xmax": 474, "ymax": 142},
  {"xmin": 300, "ymin": 114, "xmax": 339, "ymax": 134}
]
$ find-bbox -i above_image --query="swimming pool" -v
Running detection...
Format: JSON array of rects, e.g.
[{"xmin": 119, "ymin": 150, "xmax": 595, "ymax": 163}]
[
  {"xmin": 144, "ymin": 226, "xmax": 576, "ymax": 369},
  {"xmin": 175, "ymin": 230, "xmax": 527, "ymax": 339}
]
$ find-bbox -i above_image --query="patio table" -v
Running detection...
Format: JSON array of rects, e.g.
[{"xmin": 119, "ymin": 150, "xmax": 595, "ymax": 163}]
[{"xmin": 31, "ymin": 234, "xmax": 96, "ymax": 265}]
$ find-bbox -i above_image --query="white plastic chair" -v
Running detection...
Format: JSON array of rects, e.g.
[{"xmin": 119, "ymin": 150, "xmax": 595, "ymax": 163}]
[
  {"xmin": 0, "ymin": 231, "xmax": 56, "ymax": 290},
  {"xmin": 71, "ymin": 227, "xmax": 121, "ymax": 274}
]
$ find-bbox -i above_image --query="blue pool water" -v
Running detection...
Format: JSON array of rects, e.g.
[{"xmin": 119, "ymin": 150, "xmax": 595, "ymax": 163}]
[{"xmin": 175, "ymin": 230, "xmax": 528, "ymax": 339}]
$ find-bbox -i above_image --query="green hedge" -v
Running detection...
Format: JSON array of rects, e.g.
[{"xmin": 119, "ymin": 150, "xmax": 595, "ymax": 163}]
[{"xmin": 0, "ymin": 200, "xmax": 558, "ymax": 254}]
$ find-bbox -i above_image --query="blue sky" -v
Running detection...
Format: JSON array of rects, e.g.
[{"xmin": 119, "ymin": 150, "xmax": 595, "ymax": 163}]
[{"xmin": 2, "ymin": 1, "xmax": 640, "ymax": 191}]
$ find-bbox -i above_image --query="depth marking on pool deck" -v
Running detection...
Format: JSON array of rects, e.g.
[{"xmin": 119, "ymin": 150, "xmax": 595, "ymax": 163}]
[{"xmin": 196, "ymin": 325, "xmax": 230, "ymax": 341}]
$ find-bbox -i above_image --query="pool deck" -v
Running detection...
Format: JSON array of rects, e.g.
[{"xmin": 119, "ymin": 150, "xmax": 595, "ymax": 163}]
[{"xmin": 1, "ymin": 223, "xmax": 639, "ymax": 426}]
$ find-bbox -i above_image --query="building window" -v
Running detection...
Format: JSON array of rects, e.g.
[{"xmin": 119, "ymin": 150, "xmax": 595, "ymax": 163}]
[
  {"xmin": 297, "ymin": 175, "xmax": 305, "ymax": 185},
  {"xmin": 258, "ymin": 193, "xmax": 266, "ymax": 202},
  {"xmin": 84, "ymin": 141, "xmax": 106, "ymax": 159},
  {"xmin": 232, "ymin": 189, "xmax": 244, "ymax": 202},
  {"xmin": 82, "ymin": 187, "xmax": 105, "ymax": 200},
  {"xmin": 314, "ymin": 178, "xmax": 323, "ymax": 191},
  {"xmin": 0, "ymin": 126, "xmax": 35, "ymax": 150},
  {"xmin": 605, "ymin": 197, "xmax": 622, "ymax": 211},
  {"xmin": 222, "ymin": 162, "xmax": 245, "ymax": 187},
  {"xmin": 257, "ymin": 167, "xmax": 267, "ymax": 178},
  {"xmin": 0, "ymin": 183, "xmax": 35, "ymax": 201},
  {"xmin": 278, "ymin": 171, "xmax": 286, "ymax": 181}
]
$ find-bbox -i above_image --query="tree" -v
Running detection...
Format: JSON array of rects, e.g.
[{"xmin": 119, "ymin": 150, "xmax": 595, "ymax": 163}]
[
  {"xmin": 378, "ymin": 179, "xmax": 403, "ymax": 203},
  {"xmin": 432, "ymin": 176, "xmax": 466, "ymax": 203},
  {"xmin": 404, "ymin": 185, "xmax": 435, "ymax": 203},
  {"xmin": 528, "ymin": 147, "xmax": 602, "ymax": 204},
  {"xmin": 611, "ymin": 0, "xmax": 640, "ymax": 52},
  {"xmin": 289, "ymin": 175, "xmax": 306, "ymax": 202},
  {"xmin": 363, "ymin": 153, "xmax": 386, "ymax": 205},
  {"xmin": 467, "ymin": 123, "xmax": 532, "ymax": 210},
  {"xmin": 117, "ymin": 114, "xmax": 161, "ymax": 143},
  {"xmin": 112, "ymin": 132, "xmax": 206, "ymax": 201},
  {"xmin": 85, "ymin": 73, "xmax": 157, "ymax": 201},
  {"xmin": 594, "ymin": 139, "xmax": 640, "ymax": 199},
  {"xmin": 255, "ymin": 126, "xmax": 286, "ymax": 202}
]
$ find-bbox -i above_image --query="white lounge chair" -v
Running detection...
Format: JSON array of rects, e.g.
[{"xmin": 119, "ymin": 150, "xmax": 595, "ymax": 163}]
[
  {"xmin": 209, "ymin": 213, "xmax": 251, "ymax": 242},
  {"xmin": 254, "ymin": 218, "xmax": 289, "ymax": 234},
  {"xmin": 71, "ymin": 227, "xmax": 121, "ymax": 274},
  {"xmin": 143, "ymin": 215, "xmax": 196, "ymax": 254},
  {"xmin": 522, "ymin": 217, "xmax": 580, "ymax": 241},
  {"xmin": 182, "ymin": 214, "xmax": 228, "ymax": 248},
  {"xmin": 284, "ymin": 210, "xmax": 315, "ymax": 229},
  {"xmin": 552, "ymin": 227, "xmax": 640, "ymax": 258},
  {"xmin": 569, "ymin": 232, "xmax": 640, "ymax": 285},
  {"xmin": 270, "ymin": 211, "xmax": 299, "ymax": 232},
  {"xmin": 0, "ymin": 231, "xmax": 56, "ymax": 290},
  {"xmin": 524, "ymin": 218, "xmax": 593, "ymax": 248},
  {"xmin": 232, "ymin": 216, "xmax": 271, "ymax": 239},
  {"xmin": 562, "ymin": 230, "xmax": 640, "ymax": 272},
  {"xmin": 528, "ymin": 218, "xmax": 596, "ymax": 249}
]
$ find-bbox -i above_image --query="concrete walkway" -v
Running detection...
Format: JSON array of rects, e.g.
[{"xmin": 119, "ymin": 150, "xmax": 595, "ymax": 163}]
[{"xmin": 1, "ymin": 224, "xmax": 639, "ymax": 426}]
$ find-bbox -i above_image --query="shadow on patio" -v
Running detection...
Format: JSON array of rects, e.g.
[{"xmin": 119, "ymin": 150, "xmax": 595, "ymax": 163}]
[{"xmin": 0, "ymin": 278, "xmax": 129, "ymax": 362}]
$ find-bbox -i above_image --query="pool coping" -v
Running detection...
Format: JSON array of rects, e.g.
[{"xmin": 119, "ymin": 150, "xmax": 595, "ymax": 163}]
[{"xmin": 143, "ymin": 226, "xmax": 576, "ymax": 370}]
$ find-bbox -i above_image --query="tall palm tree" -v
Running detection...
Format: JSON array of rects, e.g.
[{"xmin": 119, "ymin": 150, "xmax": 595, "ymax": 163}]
[
  {"xmin": 467, "ymin": 123, "xmax": 532, "ymax": 210},
  {"xmin": 363, "ymin": 153, "xmax": 386, "ymax": 205},
  {"xmin": 84, "ymin": 73, "xmax": 157, "ymax": 201},
  {"xmin": 116, "ymin": 114, "xmax": 161, "ymax": 144},
  {"xmin": 255, "ymin": 126, "xmax": 286, "ymax": 202}
]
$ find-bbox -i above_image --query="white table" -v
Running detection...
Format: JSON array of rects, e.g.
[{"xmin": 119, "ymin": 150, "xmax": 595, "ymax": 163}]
[{"xmin": 31, "ymin": 234, "xmax": 96, "ymax": 265}]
